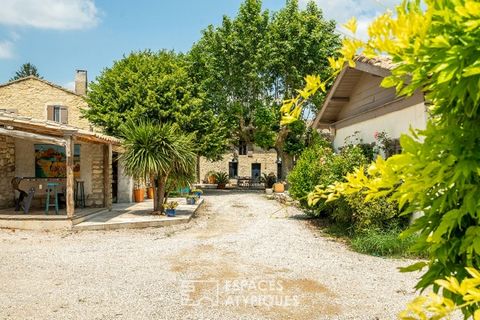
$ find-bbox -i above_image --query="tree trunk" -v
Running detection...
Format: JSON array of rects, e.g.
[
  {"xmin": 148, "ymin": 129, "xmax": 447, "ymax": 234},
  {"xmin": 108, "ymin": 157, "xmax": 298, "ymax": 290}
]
[
  {"xmin": 278, "ymin": 150, "xmax": 294, "ymax": 182},
  {"xmin": 196, "ymin": 154, "xmax": 201, "ymax": 183},
  {"xmin": 152, "ymin": 175, "xmax": 158, "ymax": 212},
  {"xmin": 156, "ymin": 175, "xmax": 167, "ymax": 214}
]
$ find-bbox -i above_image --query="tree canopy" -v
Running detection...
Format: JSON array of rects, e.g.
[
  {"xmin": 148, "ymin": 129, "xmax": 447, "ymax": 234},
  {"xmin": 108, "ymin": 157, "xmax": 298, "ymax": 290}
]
[
  {"xmin": 84, "ymin": 50, "xmax": 229, "ymax": 161},
  {"xmin": 189, "ymin": 0, "xmax": 340, "ymax": 176},
  {"xmin": 10, "ymin": 63, "xmax": 41, "ymax": 81}
]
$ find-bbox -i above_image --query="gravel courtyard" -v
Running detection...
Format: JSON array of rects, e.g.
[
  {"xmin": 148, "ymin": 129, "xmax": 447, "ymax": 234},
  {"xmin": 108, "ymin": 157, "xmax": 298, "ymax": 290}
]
[{"xmin": 0, "ymin": 191, "xmax": 422, "ymax": 320}]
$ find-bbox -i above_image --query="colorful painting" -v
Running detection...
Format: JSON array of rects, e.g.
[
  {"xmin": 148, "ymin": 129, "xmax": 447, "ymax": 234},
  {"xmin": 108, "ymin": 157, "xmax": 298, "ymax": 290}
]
[{"xmin": 34, "ymin": 144, "xmax": 81, "ymax": 178}]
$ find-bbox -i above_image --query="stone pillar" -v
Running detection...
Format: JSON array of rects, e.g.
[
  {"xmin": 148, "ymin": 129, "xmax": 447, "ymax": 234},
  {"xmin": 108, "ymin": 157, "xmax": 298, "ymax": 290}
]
[
  {"xmin": 0, "ymin": 135, "xmax": 15, "ymax": 208},
  {"xmin": 103, "ymin": 144, "xmax": 112, "ymax": 210}
]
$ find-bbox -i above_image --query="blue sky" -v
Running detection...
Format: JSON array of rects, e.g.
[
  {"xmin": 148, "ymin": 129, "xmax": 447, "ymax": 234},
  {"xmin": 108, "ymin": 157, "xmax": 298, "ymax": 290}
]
[{"xmin": 0, "ymin": 0, "xmax": 398, "ymax": 89}]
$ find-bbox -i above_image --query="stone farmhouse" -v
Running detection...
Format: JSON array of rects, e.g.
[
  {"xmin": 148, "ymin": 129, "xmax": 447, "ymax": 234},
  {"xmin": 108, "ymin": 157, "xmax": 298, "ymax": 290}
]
[
  {"xmin": 199, "ymin": 144, "xmax": 279, "ymax": 184},
  {"xmin": 312, "ymin": 56, "xmax": 427, "ymax": 151},
  {"xmin": 0, "ymin": 71, "xmax": 132, "ymax": 229}
]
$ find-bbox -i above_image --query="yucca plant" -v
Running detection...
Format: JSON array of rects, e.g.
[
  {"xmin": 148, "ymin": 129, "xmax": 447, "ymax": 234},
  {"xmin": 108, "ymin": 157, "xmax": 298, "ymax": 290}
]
[
  {"xmin": 214, "ymin": 172, "xmax": 229, "ymax": 189},
  {"xmin": 119, "ymin": 119, "xmax": 196, "ymax": 213}
]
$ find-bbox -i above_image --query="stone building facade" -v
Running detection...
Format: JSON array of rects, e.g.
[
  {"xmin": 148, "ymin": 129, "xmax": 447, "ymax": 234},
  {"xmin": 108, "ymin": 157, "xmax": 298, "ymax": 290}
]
[
  {"xmin": 199, "ymin": 145, "xmax": 279, "ymax": 183},
  {"xmin": 0, "ymin": 74, "xmax": 91, "ymax": 130},
  {"xmin": 0, "ymin": 72, "xmax": 132, "ymax": 209}
]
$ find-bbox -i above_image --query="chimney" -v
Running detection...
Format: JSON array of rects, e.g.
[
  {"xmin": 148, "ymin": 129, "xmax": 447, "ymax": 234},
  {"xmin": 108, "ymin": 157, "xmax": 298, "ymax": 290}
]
[{"xmin": 75, "ymin": 70, "xmax": 87, "ymax": 96}]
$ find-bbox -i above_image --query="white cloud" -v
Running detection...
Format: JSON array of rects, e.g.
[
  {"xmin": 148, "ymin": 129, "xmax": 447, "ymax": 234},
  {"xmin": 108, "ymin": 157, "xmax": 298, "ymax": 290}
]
[
  {"xmin": 0, "ymin": 41, "xmax": 14, "ymax": 59},
  {"xmin": 0, "ymin": 0, "xmax": 99, "ymax": 30},
  {"xmin": 301, "ymin": 0, "xmax": 400, "ymax": 39}
]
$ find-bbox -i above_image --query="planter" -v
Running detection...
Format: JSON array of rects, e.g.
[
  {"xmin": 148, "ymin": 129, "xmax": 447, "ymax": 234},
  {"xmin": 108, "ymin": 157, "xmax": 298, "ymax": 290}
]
[
  {"xmin": 146, "ymin": 187, "xmax": 154, "ymax": 199},
  {"xmin": 273, "ymin": 183, "xmax": 285, "ymax": 193},
  {"xmin": 208, "ymin": 175, "xmax": 216, "ymax": 184},
  {"xmin": 265, "ymin": 188, "xmax": 273, "ymax": 195},
  {"xmin": 133, "ymin": 188, "xmax": 145, "ymax": 202},
  {"xmin": 217, "ymin": 183, "xmax": 226, "ymax": 189},
  {"xmin": 194, "ymin": 191, "xmax": 202, "ymax": 198},
  {"xmin": 186, "ymin": 197, "xmax": 196, "ymax": 205},
  {"xmin": 166, "ymin": 208, "xmax": 176, "ymax": 217}
]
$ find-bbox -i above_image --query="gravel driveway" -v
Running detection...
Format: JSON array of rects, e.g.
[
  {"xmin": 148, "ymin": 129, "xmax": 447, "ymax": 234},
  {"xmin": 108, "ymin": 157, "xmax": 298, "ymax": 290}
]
[{"xmin": 0, "ymin": 191, "xmax": 422, "ymax": 319}]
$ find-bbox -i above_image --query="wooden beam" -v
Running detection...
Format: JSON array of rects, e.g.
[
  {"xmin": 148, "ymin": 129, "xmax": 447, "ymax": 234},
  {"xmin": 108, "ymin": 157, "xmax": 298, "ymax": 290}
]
[
  {"xmin": 103, "ymin": 143, "xmax": 112, "ymax": 210},
  {"xmin": 0, "ymin": 127, "xmax": 66, "ymax": 146},
  {"xmin": 65, "ymin": 134, "xmax": 75, "ymax": 218},
  {"xmin": 354, "ymin": 61, "xmax": 391, "ymax": 78},
  {"xmin": 332, "ymin": 92, "xmax": 425, "ymax": 130},
  {"xmin": 331, "ymin": 97, "xmax": 350, "ymax": 103},
  {"xmin": 312, "ymin": 66, "xmax": 349, "ymax": 129}
]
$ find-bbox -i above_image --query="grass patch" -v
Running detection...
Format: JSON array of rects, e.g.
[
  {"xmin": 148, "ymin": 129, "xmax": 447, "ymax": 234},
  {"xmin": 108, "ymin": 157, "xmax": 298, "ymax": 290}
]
[{"xmin": 351, "ymin": 228, "xmax": 423, "ymax": 258}]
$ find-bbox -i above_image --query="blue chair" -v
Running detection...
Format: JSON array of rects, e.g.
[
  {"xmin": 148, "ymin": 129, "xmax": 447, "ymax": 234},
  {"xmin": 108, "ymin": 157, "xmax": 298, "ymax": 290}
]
[{"xmin": 45, "ymin": 182, "xmax": 60, "ymax": 215}]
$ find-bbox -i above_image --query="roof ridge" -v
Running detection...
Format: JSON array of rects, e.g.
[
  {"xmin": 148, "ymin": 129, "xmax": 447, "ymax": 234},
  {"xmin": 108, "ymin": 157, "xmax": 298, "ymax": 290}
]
[{"xmin": 0, "ymin": 76, "xmax": 83, "ymax": 97}]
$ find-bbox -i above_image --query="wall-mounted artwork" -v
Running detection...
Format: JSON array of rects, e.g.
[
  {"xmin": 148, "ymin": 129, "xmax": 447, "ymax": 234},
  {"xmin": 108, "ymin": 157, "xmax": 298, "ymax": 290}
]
[{"xmin": 34, "ymin": 144, "xmax": 80, "ymax": 178}]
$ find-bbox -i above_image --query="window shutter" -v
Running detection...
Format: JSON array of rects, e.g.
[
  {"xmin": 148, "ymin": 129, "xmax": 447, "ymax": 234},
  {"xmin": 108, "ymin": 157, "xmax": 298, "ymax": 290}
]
[
  {"xmin": 47, "ymin": 106, "xmax": 54, "ymax": 121},
  {"xmin": 60, "ymin": 107, "xmax": 68, "ymax": 124}
]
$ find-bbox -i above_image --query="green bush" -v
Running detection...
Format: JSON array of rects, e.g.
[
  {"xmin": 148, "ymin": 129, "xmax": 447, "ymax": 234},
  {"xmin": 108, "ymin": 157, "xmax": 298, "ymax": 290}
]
[
  {"xmin": 288, "ymin": 142, "xmax": 368, "ymax": 213},
  {"xmin": 351, "ymin": 228, "xmax": 421, "ymax": 258},
  {"xmin": 287, "ymin": 145, "xmax": 333, "ymax": 206},
  {"xmin": 331, "ymin": 192, "xmax": 405, "ymax": 234}
]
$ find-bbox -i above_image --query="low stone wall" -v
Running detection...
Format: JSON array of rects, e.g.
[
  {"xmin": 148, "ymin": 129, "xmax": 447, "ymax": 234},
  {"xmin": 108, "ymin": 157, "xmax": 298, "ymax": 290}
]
[{"xmin": 0, "ymin": 135, "xmax": 15, "ymax": 207}]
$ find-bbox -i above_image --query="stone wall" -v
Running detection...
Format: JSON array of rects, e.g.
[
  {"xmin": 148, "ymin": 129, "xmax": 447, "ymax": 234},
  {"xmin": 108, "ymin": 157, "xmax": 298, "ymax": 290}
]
[
  {"xmin": 0, "ymin": 78, "xmax": 91, "ymax": 130},
  {"xmin": 199, "ymin": 148, "xmax": 278, "ymax": 182},
  {"xmin": 0, "ymin": 135, "xmax": 15, "ymax": 207},
  {"xmin": 87, "ymin": 144, "xmax": 107, "ymax": 207}
]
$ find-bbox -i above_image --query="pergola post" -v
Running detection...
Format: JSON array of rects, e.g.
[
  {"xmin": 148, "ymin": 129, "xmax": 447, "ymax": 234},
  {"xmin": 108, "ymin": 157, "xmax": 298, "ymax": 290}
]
[
  {"xmin": 103, "ymin": 143, "xmax": 112, "ymax": 210},
  {"xmin": 65, "ymin": 134, "xmax": 75, "ymax": 218}
]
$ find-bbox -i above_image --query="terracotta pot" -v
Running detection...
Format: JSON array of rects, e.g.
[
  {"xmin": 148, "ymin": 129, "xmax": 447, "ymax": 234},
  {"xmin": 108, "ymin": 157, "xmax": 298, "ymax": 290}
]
[
  {"xmin": 208, "ymin": 175, "xmax": 216, "ymax": 184},
  {"xmin": 273, "ymin": 183, "xmax": 285, "ymax": 193},
  {"xmin": 217, "ymin": 183, "xmax": 226, "ymax": 189},
  {"xmin": 147, "ymin": 187, "xmax": 154, "ymax": 199},
  {"xmin": 134, "ymin": 188, "xmax": 145, "ymax": 202}
]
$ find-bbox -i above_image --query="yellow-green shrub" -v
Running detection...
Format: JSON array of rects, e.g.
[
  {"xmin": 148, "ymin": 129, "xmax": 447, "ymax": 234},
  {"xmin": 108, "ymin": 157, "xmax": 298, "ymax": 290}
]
[{"xmin": 281, "ymin": 0, "xmax": 480, "ymax": 317}]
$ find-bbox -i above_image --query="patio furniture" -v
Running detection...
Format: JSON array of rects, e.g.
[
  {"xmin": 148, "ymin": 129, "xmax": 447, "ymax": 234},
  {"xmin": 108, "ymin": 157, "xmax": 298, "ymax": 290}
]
[
  {"xmin": 45, "ymin": 182, "xmax": 60, "ymax": 215},
  {"xmin": 12, "ymin": 177, "xmax": 66, "ymax": 214},
  {"xmin": 237, "ymin": 177, "xmax": 252, "ymax": 188},
  {"xmin": 75, "ymin": 180, "xmax": 86, "ymax": 208}
]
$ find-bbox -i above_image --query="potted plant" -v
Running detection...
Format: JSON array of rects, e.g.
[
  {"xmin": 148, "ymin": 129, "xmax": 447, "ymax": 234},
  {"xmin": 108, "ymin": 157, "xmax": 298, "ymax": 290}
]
[
  {"xmin": 133, "ymin": 180, "xmax": 145, "ymax": 202},
  {"xmin": 214, "ymin": 172, "xmax": 229, "ymax": 189},
  {"xmin": 146, "ymin": 180, "xmax": 154, "ymax": 199},
  {"xmin": 207, "ymin": 170, "xmax": 217, "ymax": 184},
  {"xmin": 273, "ymin": 181, "xmax": 285, "ymax": 193},
  {"xmin": 261, "ymin": 172, "xmax": 277, "ymax": 194},
  {"xmin": 186, "ymin": 195, "xmax": 196, "ymax": 205},
  {"xmin": 165, "ymin": 201, "xmax": 179, "ymax": 217},
  {"xmin": 191, "ymin": 188, "xmax": 203, "ymax": 198}
]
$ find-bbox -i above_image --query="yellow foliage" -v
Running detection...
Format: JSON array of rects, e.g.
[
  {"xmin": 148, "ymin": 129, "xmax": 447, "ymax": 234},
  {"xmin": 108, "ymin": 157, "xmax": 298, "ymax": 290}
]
[{"xmin": 399, "ymin": 267, "xmax": 480, "ymax": 319}]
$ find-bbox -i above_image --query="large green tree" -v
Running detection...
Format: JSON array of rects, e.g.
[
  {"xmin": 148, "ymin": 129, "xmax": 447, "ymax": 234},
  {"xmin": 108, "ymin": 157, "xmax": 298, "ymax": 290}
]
[
  {"xmin": 189, "ymin": 0, "xmax": 340, "ymax": 178},
  {"xmin": 10, "ymin": 62, "xmax": 41, "ymax": 81},
  {"xmin": 84, "ymin": 50, "xmax": 229, "ymax": 167}
]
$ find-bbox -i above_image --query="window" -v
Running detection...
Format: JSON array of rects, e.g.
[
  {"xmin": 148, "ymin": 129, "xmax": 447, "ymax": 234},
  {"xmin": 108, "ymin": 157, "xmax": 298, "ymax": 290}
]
[
  {"xmin": 228, "ymin": 162, "xmax": 238, "ymax": 178},
  {"xmin": 47, "ymin": 105, "xmax": 68, "ymax": 124},
  {"xmin": 238, "ymin": 140, "xmax": 247, "ymax": 155}
]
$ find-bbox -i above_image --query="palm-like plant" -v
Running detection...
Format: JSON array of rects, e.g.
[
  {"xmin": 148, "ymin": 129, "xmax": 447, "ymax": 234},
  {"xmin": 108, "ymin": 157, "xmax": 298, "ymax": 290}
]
[{"xmin": 119, "ymin": 119, "xmax": 196, "ymax": 213}]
